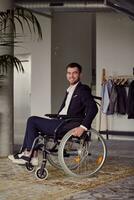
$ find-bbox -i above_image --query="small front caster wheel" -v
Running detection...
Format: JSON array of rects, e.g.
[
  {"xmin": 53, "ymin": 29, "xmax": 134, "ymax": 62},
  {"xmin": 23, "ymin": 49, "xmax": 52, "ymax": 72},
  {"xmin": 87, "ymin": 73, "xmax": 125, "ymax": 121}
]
[
  {"xmin": 35, "ymin": 167, "xmax": 48, "ymax": 180},
  {"xmin": 26, "ymin": 162, "xmax": 35, "ymax": 172}
]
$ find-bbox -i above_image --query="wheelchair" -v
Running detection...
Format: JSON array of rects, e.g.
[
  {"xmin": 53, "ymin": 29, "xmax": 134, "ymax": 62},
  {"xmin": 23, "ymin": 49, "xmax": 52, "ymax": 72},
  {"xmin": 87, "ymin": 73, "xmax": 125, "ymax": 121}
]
[{"xmin": 25, "ymin": 97, "xmax": 107, "ymax": 180}]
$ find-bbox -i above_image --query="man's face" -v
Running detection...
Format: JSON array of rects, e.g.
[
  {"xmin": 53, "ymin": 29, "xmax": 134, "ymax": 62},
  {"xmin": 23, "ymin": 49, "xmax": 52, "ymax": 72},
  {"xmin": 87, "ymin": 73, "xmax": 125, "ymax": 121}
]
[{"xmin": 66, "ymin": 67, "xmax": 81, "ymax": 85}]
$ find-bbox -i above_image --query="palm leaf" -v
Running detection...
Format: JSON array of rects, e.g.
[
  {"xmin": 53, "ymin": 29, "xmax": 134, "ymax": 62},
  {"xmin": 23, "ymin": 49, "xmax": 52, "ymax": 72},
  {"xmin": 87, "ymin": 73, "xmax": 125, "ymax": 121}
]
[
  {"xmin": 0, "ymin": 54, "xmax": 24, "ymax": 75},
  {"xmin": 0, "ymin": 7, "xmax": 42, "ymax": 40},
  {"xmin": 0, "ymin": 32, "xmax": 23, "ymax": 47}
]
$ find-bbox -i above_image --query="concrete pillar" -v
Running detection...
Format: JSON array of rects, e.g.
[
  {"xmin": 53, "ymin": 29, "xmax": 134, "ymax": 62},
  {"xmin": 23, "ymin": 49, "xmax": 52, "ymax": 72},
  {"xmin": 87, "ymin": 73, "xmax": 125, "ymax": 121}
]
[{"xmin": 0, "ymin": 0, "xmax": 14, "ymax": 156}]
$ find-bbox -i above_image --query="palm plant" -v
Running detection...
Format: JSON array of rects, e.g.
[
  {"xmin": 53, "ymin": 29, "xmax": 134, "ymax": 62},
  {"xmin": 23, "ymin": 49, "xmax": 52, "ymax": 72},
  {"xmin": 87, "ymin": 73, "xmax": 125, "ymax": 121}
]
[
  {"xmin": 0, "ymin": 7, "xmax": 42, "ymax": 74},
  {"xmin": 0, "ymin": 6, "xmax": 43, "ymax": 156}
]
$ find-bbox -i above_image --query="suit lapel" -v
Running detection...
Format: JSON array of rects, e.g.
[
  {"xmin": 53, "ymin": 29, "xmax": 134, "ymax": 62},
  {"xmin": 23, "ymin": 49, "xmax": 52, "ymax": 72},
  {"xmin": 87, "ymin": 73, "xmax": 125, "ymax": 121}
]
[
  {"xmin": 58, "ymin": 91, "xmax": 68, "ymax": 113},
  {"xmin": 58, "ymin": 82, "xmax": 82, "ymax": 114},
  {"xmin": 72, "ymin": 82, "xmax": 81, "ymax": 95},
  {"xmin": 67, "ymin": 82, "xmax": 82, "ymax": 113}
]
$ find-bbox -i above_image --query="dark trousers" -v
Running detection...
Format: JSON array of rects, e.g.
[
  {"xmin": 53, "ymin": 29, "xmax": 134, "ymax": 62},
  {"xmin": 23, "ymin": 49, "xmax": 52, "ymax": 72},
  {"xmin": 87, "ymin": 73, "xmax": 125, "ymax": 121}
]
[{"xmin": 22, "ymin": 116, "xmax": 80, "ymax": 151}]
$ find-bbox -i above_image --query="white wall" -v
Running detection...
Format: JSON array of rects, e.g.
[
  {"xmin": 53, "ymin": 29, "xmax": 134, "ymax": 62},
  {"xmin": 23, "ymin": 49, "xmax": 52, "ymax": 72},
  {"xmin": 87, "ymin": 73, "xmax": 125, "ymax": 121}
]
[
  {"xmin": 96, "ymin": 12, "xmax": 134, "ymax": 134},
  {"xmin": 15, "ymin": 14, "xmax": 51, "ymax": 116}
]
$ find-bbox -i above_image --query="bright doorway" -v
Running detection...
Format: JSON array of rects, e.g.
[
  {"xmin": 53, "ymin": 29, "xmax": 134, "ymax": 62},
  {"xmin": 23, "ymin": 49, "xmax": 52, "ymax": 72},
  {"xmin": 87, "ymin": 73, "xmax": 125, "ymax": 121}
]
[{"xmin": 14, "ymin": 54, "xmax": 31, "ymax": 145}]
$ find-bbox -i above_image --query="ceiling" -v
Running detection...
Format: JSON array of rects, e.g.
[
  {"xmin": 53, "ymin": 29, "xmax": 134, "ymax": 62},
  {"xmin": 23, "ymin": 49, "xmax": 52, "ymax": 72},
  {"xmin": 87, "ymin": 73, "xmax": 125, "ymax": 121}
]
[
  {"xmin": 14, "ymin": 0, "xmax": 109, "ymax": 13},
  {"xmin": 14, "ymin": 0, "xmax": 134, "ymax": 19},
  {"xmin": 106, "ymin": 0, "xmax": 134, "ymax": 19}
]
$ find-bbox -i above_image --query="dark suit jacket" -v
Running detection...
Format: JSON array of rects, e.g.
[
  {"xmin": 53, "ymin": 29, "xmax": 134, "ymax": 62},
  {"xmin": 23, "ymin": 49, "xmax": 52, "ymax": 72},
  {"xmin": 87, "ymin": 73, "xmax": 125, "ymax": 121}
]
[{"xmin": 58, "ymin": 82, "xmax": 98, "ymax": 129}]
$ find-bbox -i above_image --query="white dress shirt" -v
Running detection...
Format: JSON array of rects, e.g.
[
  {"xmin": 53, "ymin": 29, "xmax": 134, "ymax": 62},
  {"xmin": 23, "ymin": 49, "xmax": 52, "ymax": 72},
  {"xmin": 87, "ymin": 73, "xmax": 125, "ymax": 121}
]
[
  {"xmin": 59, "ymin": 82, "xmax": 79, "ymax": 115},
  {"xmin": 59, "ymin": 82, "xmax": 87, "ymax": 131}
]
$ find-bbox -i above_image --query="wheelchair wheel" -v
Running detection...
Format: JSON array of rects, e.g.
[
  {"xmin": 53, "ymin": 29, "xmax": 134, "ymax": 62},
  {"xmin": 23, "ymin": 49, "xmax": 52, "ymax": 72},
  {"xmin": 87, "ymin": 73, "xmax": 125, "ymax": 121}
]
[
  {"xmin": 58, "ymin": 128, "xmax": 107, "ymax": 178},
  {"xmin": 35, "ymin": 167, "xmax": 48, "ymax": 180},
  {"xmin": 26, "ymin": 162, "xmax": 35, "ymax": 172},
  {"xmin": 46, "ymin": 138, "xmax": 61, "ymax": 169}
]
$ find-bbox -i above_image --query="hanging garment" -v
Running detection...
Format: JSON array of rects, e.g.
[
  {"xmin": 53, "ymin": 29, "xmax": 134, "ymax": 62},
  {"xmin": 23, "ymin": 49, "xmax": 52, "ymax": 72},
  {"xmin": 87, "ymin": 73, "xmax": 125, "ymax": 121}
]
[
  {"xmin": 101, "ymin": 80, "xmax": 113, "ymax": 114},
  {"xmin": 127, "ymin": 80, "xmax": 134, "ymax": 119},
  {"xmin": 107, "ymin": 83, "xmax": 118, "ymax": 114},
  {"xmin": 116, "ymin": 85, "xmax": 127, "ymax": 115}
]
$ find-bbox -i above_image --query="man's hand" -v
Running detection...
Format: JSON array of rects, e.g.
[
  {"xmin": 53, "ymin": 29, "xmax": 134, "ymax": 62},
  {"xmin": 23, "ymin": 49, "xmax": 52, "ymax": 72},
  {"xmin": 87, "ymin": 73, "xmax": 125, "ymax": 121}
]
[{"xmin": 71, "ymin": 126, "xmax": 85, "ymax": 137}]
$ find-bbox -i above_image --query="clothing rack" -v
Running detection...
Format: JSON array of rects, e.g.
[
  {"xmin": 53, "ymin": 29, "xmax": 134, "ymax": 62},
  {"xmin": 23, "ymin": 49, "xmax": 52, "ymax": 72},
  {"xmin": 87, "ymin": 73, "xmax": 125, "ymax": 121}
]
[
  {"xmin": 107, "ymin": 75, "xmax": 134, "ymax": 79},
  {"xmin": 102, "ymin": 68, "xmax": 134, "ymax": 84},
  {"xmin": 99, "ymin": 68, "xmax": 134, "ymax": 139}
]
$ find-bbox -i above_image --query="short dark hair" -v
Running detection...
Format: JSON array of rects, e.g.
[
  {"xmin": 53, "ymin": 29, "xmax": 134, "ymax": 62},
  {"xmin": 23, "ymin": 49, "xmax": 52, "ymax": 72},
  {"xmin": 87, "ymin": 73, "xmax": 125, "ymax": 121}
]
[{"xmin": 66, "ymin": 63, "xmax": 82, "ymax": 73}]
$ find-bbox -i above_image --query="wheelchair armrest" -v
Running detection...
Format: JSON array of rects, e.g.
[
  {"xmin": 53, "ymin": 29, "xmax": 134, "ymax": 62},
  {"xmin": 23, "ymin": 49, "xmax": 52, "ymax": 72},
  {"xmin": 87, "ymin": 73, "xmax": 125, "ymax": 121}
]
[
  {"xmin": 45, "ymin": 114, "xmax": 69, "ymax": 119},
  {"xmin": 92, "ymin": 96, "xmax": 102, "ymax": 107},
  {"xmin": 45, "ymin": 114, "xmax": 82, "ymax": 121},
  {"xmin": 57, "ymin": 115, "xmax": 83, "ymax": 123},
  {"xmin": 93, "ymin": 96, "xmax": 102, "ymax": 101},
  {"xmin": 45, "ymin": 114, "xmax": 58, "ymax": 118}
]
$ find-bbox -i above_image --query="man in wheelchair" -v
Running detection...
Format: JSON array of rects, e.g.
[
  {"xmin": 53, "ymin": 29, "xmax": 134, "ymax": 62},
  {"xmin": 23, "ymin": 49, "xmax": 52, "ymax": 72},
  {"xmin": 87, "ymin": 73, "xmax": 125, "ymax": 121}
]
[{"xmin": 8, "ymin": 62, "xmax": 98, "ymax": 166}]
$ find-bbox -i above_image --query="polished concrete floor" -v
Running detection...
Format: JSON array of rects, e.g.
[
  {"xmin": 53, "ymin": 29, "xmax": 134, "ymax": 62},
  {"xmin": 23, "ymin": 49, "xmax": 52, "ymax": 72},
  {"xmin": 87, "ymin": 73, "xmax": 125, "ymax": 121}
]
[{"xmin": 0, "ymin": 139, "xmax": 134, "ymax": 200}]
